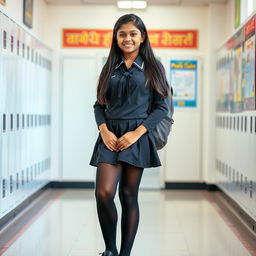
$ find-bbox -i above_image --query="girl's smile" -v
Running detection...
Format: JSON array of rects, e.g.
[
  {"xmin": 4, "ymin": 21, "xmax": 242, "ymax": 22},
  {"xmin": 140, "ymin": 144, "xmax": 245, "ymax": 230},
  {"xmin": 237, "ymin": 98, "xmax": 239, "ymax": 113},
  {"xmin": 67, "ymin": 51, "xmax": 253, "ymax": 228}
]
[{"xmin": 116, "ymin": 22, "xmax": 144, "ymax": 58}]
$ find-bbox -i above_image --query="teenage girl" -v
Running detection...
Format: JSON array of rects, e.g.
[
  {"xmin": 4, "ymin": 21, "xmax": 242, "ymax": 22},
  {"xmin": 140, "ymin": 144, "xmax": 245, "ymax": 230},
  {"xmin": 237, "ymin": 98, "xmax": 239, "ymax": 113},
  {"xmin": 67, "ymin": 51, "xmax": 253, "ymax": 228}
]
[{"xmin": 90, "ymin": 13, "xmax": 169, "ymax": 256}]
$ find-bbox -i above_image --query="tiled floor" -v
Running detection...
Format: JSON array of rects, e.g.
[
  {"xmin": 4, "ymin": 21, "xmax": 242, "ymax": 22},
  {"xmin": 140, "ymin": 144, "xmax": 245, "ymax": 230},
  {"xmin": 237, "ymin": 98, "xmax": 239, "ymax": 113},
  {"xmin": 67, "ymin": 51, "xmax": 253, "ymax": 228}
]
[{"xmin": 0, "ymin": 189, "xmax": 255, "ymax": 256}]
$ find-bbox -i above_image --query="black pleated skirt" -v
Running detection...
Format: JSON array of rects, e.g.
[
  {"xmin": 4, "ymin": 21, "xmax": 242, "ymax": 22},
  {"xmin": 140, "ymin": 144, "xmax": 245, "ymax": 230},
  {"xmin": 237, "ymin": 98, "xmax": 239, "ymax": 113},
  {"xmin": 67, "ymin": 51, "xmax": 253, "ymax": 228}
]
[{"xmin": 89, "ymin": 118, "xmax": 161, "ymax": 168}]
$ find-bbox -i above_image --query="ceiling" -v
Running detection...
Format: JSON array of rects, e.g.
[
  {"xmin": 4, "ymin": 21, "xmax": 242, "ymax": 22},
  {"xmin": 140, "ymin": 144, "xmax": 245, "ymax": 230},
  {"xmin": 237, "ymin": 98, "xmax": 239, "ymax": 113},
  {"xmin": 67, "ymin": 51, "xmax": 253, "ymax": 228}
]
[{"xmin": 44, "ymin": 0, "xmax": 228, "ymax": 6}]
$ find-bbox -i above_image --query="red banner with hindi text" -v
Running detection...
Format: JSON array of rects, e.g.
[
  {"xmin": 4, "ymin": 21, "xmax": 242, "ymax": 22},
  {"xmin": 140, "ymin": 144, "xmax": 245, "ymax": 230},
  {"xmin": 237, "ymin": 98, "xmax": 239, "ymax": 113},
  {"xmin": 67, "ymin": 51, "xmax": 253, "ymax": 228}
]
[{"xmin": 62, "ymin": 29, "xmax": 198, "ymax": 48}]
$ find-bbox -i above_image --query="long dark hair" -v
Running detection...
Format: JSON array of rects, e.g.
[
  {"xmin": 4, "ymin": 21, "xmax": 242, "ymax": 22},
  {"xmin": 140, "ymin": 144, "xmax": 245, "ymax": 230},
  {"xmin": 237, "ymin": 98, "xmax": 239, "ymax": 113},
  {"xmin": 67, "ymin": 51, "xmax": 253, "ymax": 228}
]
[{"xmin": 97, "ymin": 13, "xmax": 169, "ymax": 104}]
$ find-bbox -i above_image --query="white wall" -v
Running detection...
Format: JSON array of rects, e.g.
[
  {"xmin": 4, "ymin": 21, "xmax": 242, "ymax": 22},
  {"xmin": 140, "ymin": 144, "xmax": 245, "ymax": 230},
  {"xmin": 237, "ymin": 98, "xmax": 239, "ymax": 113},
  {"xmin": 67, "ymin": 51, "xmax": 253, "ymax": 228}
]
[{"xmin": 201, "ymin": 3, "xmax": 227, "ymax": 184}]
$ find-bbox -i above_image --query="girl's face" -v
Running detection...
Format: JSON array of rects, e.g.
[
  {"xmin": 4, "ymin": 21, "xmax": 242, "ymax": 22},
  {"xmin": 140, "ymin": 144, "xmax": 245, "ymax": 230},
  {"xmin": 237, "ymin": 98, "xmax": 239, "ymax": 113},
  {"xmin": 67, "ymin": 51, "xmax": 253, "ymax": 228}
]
[{"xmin": 116, "ymin": 22, "xmax": 144, "ymax": 57}]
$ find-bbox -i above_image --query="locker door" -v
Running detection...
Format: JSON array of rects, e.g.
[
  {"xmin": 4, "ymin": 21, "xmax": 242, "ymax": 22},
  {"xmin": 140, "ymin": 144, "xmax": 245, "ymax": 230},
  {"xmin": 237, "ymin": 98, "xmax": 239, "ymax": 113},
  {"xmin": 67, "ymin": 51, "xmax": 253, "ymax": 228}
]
[
  {"xmin": 15, "ymin": 26, "xmax": 22, "ymax": 206},
  {"xmin": 38, "ymin": 47, "xmax": 44, "ymax": 186},
  {"xmin": 0, "ymin": 12, "xmax": 3, "ymax": 218},
  {"xmin": 20, "ymin": 28, "xmax": 26, "ymax": 202},
  {"xmin": 45, "ymin": 50, "xmax": 52, "ymax": 187},
  {"xmin": 8, "ymin": 19, "xmax": 17, "ymax": 211},
  {"xmin": 61, "ymin": 57, "xmax": 98, "ymax": 181},
  {"xmin": 37, "ymin": 44, "xmax": 43, "ymax": 188},
  {"xmin": 26, "ymin": 34, "xmax": 33, "ymax": 196},
  {"xmin": 30, "ymin": 37, "xmax": 36, "ymax": 191},
  {"xmin": 1, "ymin": 14, "xmax": 10, "ymax": 216},
  {"xmin": 33, "ymin": 39, "xmax": 39, "ymax": 190}
]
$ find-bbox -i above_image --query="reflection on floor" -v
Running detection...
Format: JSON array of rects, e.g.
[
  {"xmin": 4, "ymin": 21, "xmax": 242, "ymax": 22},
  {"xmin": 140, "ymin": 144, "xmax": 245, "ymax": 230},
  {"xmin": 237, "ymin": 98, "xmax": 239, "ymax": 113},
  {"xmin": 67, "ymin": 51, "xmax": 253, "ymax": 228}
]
[{"xmin": 0, "ymin": 189, "xmax": 255, "ymax": 256}]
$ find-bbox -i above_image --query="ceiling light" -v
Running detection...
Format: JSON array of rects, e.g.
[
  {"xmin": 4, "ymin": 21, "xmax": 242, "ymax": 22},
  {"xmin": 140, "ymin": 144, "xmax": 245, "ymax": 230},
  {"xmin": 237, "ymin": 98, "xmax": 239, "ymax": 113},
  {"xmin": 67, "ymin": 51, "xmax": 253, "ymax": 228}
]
[
  {"xmin": 132, "ymin": 1, "xmax": 147, "ymax": 8},
  {"xmin": 117, "ymin": 1, "xmax": 147, "ymax": 9},
  {"xmin": 117, "ymin": 1, "xmax": 132, "ymax": 8}
]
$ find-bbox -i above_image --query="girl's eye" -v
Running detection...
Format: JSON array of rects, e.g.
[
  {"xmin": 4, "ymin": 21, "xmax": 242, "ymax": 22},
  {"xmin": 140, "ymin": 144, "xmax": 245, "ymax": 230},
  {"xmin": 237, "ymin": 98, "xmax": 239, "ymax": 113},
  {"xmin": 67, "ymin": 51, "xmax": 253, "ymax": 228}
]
[{"xmin": 117, "ymin": 32, "xmax": 138, "ymax": 38}]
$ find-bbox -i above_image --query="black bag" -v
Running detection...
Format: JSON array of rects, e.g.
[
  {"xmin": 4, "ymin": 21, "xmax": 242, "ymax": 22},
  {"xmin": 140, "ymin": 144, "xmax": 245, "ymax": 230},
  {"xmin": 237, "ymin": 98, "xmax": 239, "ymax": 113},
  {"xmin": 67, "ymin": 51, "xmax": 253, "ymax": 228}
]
[{"xmin": 149, "ymin": 87, "xmax": 174, "ymax": 150}]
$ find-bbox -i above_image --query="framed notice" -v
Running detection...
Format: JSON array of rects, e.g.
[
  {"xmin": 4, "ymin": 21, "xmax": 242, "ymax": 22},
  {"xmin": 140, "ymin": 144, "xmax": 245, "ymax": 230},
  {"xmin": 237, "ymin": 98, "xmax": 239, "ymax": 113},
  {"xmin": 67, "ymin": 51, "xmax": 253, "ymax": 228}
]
[
  {"xmin": 235, "ymin": 0, "xmax": 241, "ymax": 29},
  {"xmin": 170, "ymin": 59, "xmax": 198, "ymax": 108},
  {"xmin": 23, "ymin": 0, "xmax": 33, "ymax": 28},
  {"xmin": 0, "ymin": 0, "xmax": 6, "ymax": 6}
]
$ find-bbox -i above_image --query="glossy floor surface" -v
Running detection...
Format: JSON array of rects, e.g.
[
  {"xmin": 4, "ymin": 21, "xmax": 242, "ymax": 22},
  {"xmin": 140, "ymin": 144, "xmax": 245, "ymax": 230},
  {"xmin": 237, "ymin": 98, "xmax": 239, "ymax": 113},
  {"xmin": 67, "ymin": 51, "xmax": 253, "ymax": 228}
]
[{"xmin": 0, "ymin": 189, "xmax": 256, "ymax": 256}]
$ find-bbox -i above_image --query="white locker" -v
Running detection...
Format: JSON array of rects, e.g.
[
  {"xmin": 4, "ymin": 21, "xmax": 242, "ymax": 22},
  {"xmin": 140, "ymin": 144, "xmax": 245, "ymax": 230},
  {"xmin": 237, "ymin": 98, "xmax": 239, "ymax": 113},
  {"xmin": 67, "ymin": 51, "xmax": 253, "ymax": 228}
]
[
  {"xmin": 15, "ymin": 25, "xmax": 22, "ymax": 206},
  {"xmin": 38, "ymin": 46, "xmax": 45, "ymax": 187},
  {"xmin": 30, "ymin": 37, "xmax": 36, "ymax": 191},
  {"xmin": 46, "ymin": 50, "xmax": 52, "ymax": 186},
  {"xmin": 1, "ymin": 13, "xmax": 10, "ymax": 217},
  {"xmin": 250, "ymin": 114, "xmax": 256, "ymax": 218},
  {"xmin": 8, "ymin": 18, "xmax": 17, "ymax": 211},
  {"xmin": 0, "ymin": 11, "xmax": 52, "ymax": 219},
  {"xmin": 20, "ymin": 28, "xmax": 27, "ymax": 202},
  {"xmin": 242, "ymin": 113, "xmax": 250, "ymax": 217},
  {"xmin": 26, "ymin": 33, "xmax": 33, "ymax": 197},
  {"xmin": 34, "ymin": 40, "xmax": 40, "ymax": 189},
  {"xmin": 0, "ymin": 12, "xmax": 3, "ymax": 218}
]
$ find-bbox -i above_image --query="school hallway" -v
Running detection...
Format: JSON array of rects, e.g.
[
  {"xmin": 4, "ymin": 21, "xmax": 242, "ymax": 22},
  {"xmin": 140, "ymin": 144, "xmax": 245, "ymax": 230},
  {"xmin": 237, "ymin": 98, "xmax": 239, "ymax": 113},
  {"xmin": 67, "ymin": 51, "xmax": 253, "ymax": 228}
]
[{"xmin": 1, "ymin": 0, "xmax": 256, "ymax": 255}]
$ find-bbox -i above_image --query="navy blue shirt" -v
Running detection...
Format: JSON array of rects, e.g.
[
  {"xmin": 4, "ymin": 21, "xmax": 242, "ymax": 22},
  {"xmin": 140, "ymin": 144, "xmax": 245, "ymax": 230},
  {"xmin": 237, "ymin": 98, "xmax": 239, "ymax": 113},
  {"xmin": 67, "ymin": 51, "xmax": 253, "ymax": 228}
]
[{"xmin": 93, "ymin": 55, "xmax": 168, "ymax": 133}]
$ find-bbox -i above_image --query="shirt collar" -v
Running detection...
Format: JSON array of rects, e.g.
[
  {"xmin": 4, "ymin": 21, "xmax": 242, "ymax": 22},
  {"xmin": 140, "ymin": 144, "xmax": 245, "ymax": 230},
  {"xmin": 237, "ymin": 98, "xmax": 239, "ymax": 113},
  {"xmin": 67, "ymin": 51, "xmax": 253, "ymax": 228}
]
[{"xmin": 115, "ymin": 55, "xmax": 144, "ymax": 71}]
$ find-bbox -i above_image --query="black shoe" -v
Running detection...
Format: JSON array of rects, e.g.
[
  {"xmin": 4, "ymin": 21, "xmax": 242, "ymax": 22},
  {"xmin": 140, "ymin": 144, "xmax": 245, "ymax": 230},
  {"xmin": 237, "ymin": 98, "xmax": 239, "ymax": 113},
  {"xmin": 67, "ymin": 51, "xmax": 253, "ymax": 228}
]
[{"xmin": 99, "ymin": 250, "xmax": 117, "ymax": 256}]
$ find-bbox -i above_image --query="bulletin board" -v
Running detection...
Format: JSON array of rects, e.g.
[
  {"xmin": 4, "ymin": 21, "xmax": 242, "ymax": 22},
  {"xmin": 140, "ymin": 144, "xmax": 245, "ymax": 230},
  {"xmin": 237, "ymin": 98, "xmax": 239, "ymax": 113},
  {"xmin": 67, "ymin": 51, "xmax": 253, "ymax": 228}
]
[
  {"xmin": 216, "ymin": 14, "xmax": 256, "ymax": 112},
  {"xmin": 169, "ymin": 59, "xmax": 199, "ymax": 108}
]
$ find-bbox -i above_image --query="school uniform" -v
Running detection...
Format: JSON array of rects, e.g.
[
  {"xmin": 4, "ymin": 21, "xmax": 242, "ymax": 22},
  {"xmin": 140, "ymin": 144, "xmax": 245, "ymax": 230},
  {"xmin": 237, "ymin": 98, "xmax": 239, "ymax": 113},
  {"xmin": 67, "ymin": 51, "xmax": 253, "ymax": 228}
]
[{"xmin": 89, "ymin": 55, "xmax": 168, "ymax": 169}]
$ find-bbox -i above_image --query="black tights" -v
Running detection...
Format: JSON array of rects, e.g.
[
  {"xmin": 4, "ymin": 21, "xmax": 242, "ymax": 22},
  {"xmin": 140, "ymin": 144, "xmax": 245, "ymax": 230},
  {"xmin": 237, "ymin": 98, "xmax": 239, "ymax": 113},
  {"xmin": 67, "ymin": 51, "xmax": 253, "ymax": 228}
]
[{"xmin": 95, "ymin": 162, "xmax": 144, "ymax": 256}]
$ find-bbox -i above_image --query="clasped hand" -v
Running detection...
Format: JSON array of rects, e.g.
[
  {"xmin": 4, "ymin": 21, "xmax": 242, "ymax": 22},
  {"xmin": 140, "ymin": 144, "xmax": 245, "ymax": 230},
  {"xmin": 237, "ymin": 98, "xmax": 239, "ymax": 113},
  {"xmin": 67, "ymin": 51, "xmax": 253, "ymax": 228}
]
[{"xmin": 101, "ymin": 130, "xmax": 140, "ymax": 152}]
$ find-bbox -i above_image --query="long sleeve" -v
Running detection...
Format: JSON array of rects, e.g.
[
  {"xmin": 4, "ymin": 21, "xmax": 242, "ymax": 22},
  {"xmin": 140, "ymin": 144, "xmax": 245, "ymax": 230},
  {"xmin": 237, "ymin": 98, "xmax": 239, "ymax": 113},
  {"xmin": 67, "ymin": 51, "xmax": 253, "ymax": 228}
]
[
  {"xmin": 142, "ymin": 90, "xmax": 169, "ymax": 133},
  {"xmin": 93, "ymin": 100, "xmax": 107, "ymax": 129}
]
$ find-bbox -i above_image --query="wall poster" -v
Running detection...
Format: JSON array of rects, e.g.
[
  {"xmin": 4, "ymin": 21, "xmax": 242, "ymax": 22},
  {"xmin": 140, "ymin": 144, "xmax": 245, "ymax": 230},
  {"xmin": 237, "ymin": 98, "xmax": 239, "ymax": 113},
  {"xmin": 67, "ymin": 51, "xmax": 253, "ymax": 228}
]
[
  {"xmin": 0, "ymin": 0, "xmax": 6, "ymax": 6},
  {"xmin": 216, "ymin": 45, "xmax": 232, "ymax": 112},
  {"xmin": 232, "ymin": 28, "xmax": 244, "ymax": 113},
  {"xmin": 23, "ymin": 0, "xmax": 33, "ymax": 28},
  {"xmin": 235, "ymin": 0, "xmax": 241, "ymax": 29},
  {"xmin": 170, "ymin": 60, "xmax": 198, "ymax": 108},
  {"xmin": 216, "ymin": 14, "xmax": 256, "ymax": 113},
  {"xmin": 243, "ymin": 16, "xmax": 255, "ymax": 110}
]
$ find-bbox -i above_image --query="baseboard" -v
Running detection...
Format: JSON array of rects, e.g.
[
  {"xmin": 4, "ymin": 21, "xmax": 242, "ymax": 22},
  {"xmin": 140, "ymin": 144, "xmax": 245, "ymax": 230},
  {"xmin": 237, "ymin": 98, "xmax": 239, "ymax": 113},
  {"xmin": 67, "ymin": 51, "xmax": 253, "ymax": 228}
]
[
  {"xmin": 0, "ymin": 186, "xmax": 47, "ymax": 230},
  {"xmin": 165, "ymin": 182, "xmax": 220, "ymax": 191},
  {"xmin": 49, "ymin": 181, "xmax": 219, "ymax": 190},
  {"xmin": 218, "ymin": 188, "xmax": 256, "ymax": 236},
  {"xmin": 48, "ymin": 181, "xmax": 219, "ymax": 190},
  {"xmin": 47, "ymin": 181, "xmax": 95, "ymax": 189}
]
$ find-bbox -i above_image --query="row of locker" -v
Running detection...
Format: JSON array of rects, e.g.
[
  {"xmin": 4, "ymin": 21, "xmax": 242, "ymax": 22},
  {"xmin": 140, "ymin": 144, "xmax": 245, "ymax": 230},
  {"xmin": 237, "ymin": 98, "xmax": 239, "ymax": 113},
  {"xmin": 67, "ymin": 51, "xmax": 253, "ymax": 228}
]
[
  {"xmin": 0, "ymin": 12, "xmax": 52, "ymax": 219},
  {"xmin": 1, "ymin": 14, "xmax": 52, "ymax": 71},
  {"xmin": 2, "ymin": 29, "xmax": 52, "ymax": 71},
  {"xmin": 0, "ymin": 158, "xmax": 51, "ymax": 217},
  {"xmin": 216, "ymin": 159, "xmax": 254, "ymax": 197},
  {"xmin": 215, "ymin": 112, "xmax": 256, "ymax": 220},
  {"xmin": 2, "ymin": 113, "xmax": 51, "ymax": 131},
  {"xmin": 216, "ymin": 114, "xmax": 256, "ymax": 133}
]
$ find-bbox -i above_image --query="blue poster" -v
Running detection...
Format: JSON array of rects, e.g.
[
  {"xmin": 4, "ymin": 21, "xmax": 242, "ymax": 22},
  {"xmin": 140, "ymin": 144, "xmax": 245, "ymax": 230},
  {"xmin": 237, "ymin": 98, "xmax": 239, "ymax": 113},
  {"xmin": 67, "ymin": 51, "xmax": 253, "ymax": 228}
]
[{"xmin": 170, "ymin": 60, "xmax": 198, "ymax": 108}]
